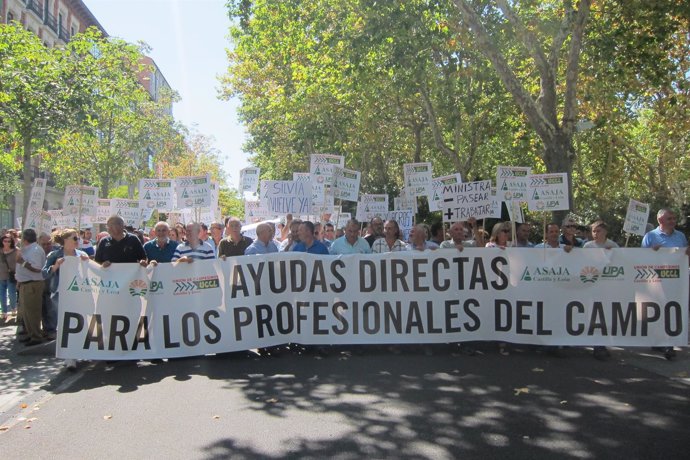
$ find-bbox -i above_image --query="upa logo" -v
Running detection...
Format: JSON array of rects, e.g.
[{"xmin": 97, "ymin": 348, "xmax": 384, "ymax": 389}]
[
  {"xmin": 129, "ymin": 279, "xmax": 148, "ymax": 297},
  {"xmin": 579, "ymin": 266, "xmax": 599, "ymax": 283}
]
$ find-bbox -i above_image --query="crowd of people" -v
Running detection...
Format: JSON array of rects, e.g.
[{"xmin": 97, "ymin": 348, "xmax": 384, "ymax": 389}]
[{"xmin": 1, "ymin": 207, "xmax": 688, "ymax": 368}]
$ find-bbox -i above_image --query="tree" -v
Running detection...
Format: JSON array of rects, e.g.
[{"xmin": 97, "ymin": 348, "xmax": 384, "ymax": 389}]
[
  {"xmin": 43, "ymin": 30, "xmax": 186, "ymax": 198},
  {"xmin": 0, "ymin": 22, "xmax": 75, "ymax": 211}
]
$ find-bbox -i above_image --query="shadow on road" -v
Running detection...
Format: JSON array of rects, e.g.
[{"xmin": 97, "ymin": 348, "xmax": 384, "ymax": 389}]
[{"xmin": 55, "ymin": 344, "xmax": 690, "ymax": 459}]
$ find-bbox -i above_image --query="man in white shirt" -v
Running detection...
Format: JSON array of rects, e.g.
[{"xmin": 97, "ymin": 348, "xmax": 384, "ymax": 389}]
[{"xmin": 15, "ymin": 229, "xmax": 47, "ymax": 345}]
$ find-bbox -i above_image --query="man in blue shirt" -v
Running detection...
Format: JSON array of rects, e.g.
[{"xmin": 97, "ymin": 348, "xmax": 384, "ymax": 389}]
[
  {"xmin": 245, "ymin": 223, "xmax": 279, "ymax": 255},
  {"xmin": 292, "ymin": 221, "xmax": 330, "ymax": 254},
  {"xmin": 329, "ymin": 219, "xmax": 372, "ymax": 255},
  {"xmin": 144, "ymin": 222, "xmax": 178, "ymax": 265},
  {"xmin": 642, "ymin": 208, "xmax": 689, "ymax": 360}
]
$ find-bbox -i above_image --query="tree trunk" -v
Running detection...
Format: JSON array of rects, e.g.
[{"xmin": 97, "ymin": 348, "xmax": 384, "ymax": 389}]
[
  {"xmin": 542, "ymin": 129, "xmax": 575, "ymax": 223},
  {"xmin": 22, "ymin": 135, "xmax": 33, "ymax": 226}
]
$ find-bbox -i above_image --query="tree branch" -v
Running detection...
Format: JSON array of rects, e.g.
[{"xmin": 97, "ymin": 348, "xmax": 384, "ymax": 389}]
[
  {"xmin": 451, "ymin": 0, "xmax": 555, "ymax": 143},
  {"xmin": 419, "ymin": 80, "xmax": 463, "ymax": 172},
  {"xmin": 562, "ymin": 0, "xmax": 590, "ymax": 136}
]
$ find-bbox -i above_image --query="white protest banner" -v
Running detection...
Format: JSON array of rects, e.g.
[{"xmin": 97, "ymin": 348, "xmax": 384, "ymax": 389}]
[
  {"xmin": 394, "ymin": 187, "xmax": 418, "ymax": 214},
  {"xmin": 48, "ymin": 209, "xmax": 67, "ymax": 229},
  {"xmin": 63, "ymin": 185, "xmax": 99, "ymax": 218},
  {"xmin": 24, "ymin": 178, "xmax": 47, "ymax": 227},
  {"xmin": 356, "ymin": 194, "xmax": 389, "ymax": 222},
  {"xmin": 240, "ymin": 167, "xmax": 261, "ymax": 194},
  {"xmin": 57, "ymin": 248, "xmax": 688, "ymax": 360},
  {"xmin": 110, "ymin": 198, "xmax": 141, "ymax": 227},
  {"xmin": 441, "ymin": 180, "xmax": 493, "ymax": 222},
  {"xmin": 260, "ymin": 180, "xmax": 311, "ymax": 216},
  {"xmin": 174, "ymin": 175, "xmax": 212, "ymax": 209},
  {"xmin": 245, "ymin": 200, "xmax": 270, "ymax": 223},
  {"xmin": 429, "ymin": 174, "xmax": 462, "ymax": 212},
  {"xmin": 387, "ymin": 209, "xmax": 414, "ymax": 242},
  {"xmin": 527, "ymin": 173, "xmax": 569, "ymax": 212},
  {"xmin": 93, "ymin": 199, "xmax": 112, "ymax": 224},
  {"xmin": 333, "ymin": 166, "xmax": 361, "ymax": 202},
  {"xmin": 139, "ymin": 179, "xmax": 174, "ymax": 212},
  {"xmin": 623, "ymin": 199, "xmax": 650, "ymax": 236},
  {"xmin": 496, "ymin": 166, "xmax": 531, "ymax": 202},
  {"xmin": 403, "ymin": 162, "xmax": 433, "ymax": 197},
  {"xmin": 62, "ymin": 213, "xmax": 93, "ymax": 230}
]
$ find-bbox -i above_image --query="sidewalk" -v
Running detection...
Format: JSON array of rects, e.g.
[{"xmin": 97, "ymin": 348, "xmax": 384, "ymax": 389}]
[{"xmin": 0, "ymin": 319, "xmax": 69, "ymax": 422}]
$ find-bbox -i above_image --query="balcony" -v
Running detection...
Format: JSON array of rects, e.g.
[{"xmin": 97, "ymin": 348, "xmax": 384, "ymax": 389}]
[
  {"xmin": 26, "ymin": 0, "xmax": 43, "ymax": 20},
  {"xmin": 58, "ymin": 25, "xmax": 70, "ymax": 43},
  {"xmin": 43, "ymin": 12, "xmax": 58, "ymax": 34}
]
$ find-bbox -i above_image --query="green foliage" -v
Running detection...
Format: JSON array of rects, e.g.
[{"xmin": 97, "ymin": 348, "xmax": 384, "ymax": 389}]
[{"xmin": 223, "ymin": 0, "xmax": 690, "ymax": 229}]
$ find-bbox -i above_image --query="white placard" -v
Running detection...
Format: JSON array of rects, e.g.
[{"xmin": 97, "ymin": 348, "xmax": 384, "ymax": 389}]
[
  {"xmin": 496, "ymin": 166, "xmax": 531, "ymax": 202},
  {"xmin": 527, "ymin": 173, "xmax": 570, "ymax": 212},
  {"xmin": 93, "ymin": 199, "xmax": 112, "ymax": 224},
  {"xmin": 356, "ymin": 194, "xmax": 389, "ymax": 222},
  {"xmin": 333, "ymin": 166, "xmax": 361, "ymax": 202},
  {"xmin": 24, "ymin": 178, "xmax": 47, "ymax": 228},
  {"xmin": 441, "ymin": 180, "xmax": 493, "ymax": 222},
  {"xmin": 260, "ymin": 180, "xmax": 311, "ymax": 216},
  {"xmin": 387, "ymin": 209, "xmax": 414, "ymax": 242},
  {"xmin": 139, "ymin": 179, "xmax": 174, "ymax": 212},
  {"xmin": 110, "ymin": 198, "xmax": 141, "ymax": 227},
  {"xmin": 245, "ymin": 200, "xmax": 270, "ymax": 223},
  {"xmin": 403, "ymin": 162, "xmax": 433, "ymax": 197},
  {"xmin": 174, "ymin": 175, "xmax": 212, "ymax": 209},
  {"xmin": 240, "ymin": 167, "xmax": 261, "ymax": 194},
  {"xmin": 394, "ymin": 187, "xmax": 418, "ymax": 213},
  {"xmin": 63, "ymin": 185, "xmax": 99, "ymax": 217},
  {"xmin": 429, "ymin": 174, "xmax": 462, "ymax": 212},
  {"xmin": 623, "ymin": 199, "xmax": 650, "ymax": 236}
]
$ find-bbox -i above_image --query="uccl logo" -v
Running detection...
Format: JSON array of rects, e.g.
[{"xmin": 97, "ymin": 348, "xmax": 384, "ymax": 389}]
[
  {"xmin": 580, "ymin": 266, "xmax": 599, "ymax": 283},
  {"xmin": 129, "ymin": 279, "xmax": 148, "ymax": 297}
]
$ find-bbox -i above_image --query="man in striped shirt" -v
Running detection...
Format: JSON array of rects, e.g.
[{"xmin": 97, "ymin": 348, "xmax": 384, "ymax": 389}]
[{"xmin": 172, "ymin": 222, "xmax": 215, "ymax": 263}]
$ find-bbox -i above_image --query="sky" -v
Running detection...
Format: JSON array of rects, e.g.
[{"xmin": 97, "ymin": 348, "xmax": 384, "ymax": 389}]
[{"xmin": 82, "ymin": 0, "xmax": 249, "ymax": 189}]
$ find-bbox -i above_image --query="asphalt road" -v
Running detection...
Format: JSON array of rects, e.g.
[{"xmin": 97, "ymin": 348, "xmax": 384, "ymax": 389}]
[{"xmin": 1, "ymin": 339, "xmax": 690, "ymax": 459}]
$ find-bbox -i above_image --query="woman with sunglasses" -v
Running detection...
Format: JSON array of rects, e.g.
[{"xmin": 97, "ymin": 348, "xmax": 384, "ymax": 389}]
[
  {"xmin": 42, "ymin": 229, "xmax": 89, "ymax": 370},
  {"xmin": 485, "ymin": 222, "xmax": 512, "ymax": 249},
  {"xmin": 1, "ymin": 234, "xmax": 18, "ymax": 321}
]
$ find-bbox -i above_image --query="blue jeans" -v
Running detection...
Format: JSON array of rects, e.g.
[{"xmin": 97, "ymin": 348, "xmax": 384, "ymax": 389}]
[{"xmin": 0, "ymin": 279, "xmax": 17, "ymax": 314}]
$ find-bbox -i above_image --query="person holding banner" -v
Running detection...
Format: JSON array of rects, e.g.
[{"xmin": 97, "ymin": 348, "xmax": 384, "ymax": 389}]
[
  {"xmin": 559, "ymin": 217, "xmax": 584, "ymax": 248},
  {"xmin": 583, "ymin": 221, "xmax": 619, "ymax": 249},
  {"xmin": 642, "ymin": 208, "xmax": 690, "ymax": 360},
  {"xmin": 512, "ymin": 223, "xmax": 534, "ymax": 248},
  {"xmin": 144, "ymin": 222, "xmax": 178, "ymax": 264},
  {"xmin": 244, "ymin": 223, "xmax": 279, "ymax": 255},
  {"xmin": 330, "ymin": 220, "xmax": 372, "ymax": 255},
  {"xmin": 407, "ymin": 224, "xmax": 438, "ymax": 251},
  {"xmin": 439, "ymin": 222, "xmax": 476, "ymax": 251},
  {"xmin": 292, "ymin": 222, "xmax": 330, "ymax": 255},
  {"xmin": 364, "ymin": 217, "xmax": 384, "ymax": 248},
  {"xmin": 95, "ymin": 216, "xmax": 147, "ymax": 267},
  {"xmin": 218, "ymin": 217, "xmax": 254, "ymax": 257},
  {"xmin": 486, "ymin": 222, "xmax": 512, "ymax": 249},
  {"xmin": 372, "ymin": 220, "xmax": 408, "ymax": 253},
  {"xmin": 535, "ymin": 223, "xmax": 568, "ymax": 249},
  {"xmin": 172, "ymin": 222, "xmax": 215, "ymax": 262},
  {"xmin": 42, "ymin": 228, "xmax": 89, "ymax": 370}
]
